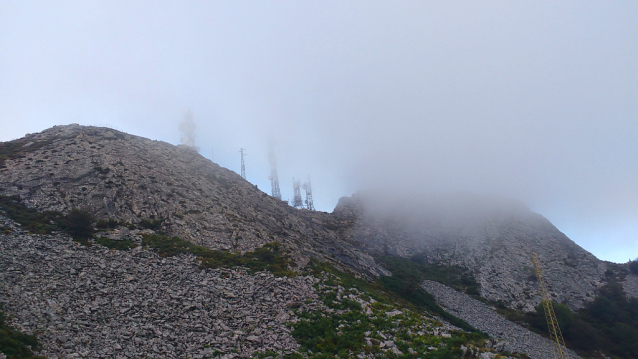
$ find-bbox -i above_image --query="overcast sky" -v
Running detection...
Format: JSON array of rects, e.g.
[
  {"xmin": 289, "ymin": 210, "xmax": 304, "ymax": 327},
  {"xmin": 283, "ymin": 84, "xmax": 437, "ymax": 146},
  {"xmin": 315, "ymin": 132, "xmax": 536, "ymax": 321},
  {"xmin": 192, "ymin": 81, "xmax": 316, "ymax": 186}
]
[{"xmin": 1, "ymin": 1, "xmax": 637, "ymax": 263}]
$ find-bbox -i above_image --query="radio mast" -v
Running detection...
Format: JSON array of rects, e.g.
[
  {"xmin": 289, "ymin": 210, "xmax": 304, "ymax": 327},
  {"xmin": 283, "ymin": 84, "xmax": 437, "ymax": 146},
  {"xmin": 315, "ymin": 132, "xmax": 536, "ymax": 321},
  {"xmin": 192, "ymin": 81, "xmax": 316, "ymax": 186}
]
[
  {"xmin": 268, "ymin": 144, "xmax": 281, "ymax": 200},
  {"xmin": 302, "ymin": 177, "xmax": 315, "ymax": 211},
  {"xmin": 239, "ymin": 148, "xmax": 247, "ymax": 179},
  {"xmin": 291, "ymin": 177, "xmax": 304, "ymax": 208}
]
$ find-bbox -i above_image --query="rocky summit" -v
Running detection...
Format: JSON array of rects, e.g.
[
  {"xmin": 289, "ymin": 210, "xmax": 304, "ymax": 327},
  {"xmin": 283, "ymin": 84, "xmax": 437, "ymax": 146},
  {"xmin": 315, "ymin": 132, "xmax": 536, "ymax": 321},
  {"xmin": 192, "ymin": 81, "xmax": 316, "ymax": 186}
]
[{"xmin": 1, "ymin": 124, "xmax": 634, "ymax": 358}]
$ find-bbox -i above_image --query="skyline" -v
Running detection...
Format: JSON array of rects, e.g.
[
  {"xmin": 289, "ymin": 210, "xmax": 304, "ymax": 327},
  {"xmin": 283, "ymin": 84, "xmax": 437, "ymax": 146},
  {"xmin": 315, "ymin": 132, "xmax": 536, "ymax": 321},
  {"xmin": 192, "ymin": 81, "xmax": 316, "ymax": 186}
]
[{"xmin": 1, "ymin": 1, "xmax": 637, "ymax": 263}]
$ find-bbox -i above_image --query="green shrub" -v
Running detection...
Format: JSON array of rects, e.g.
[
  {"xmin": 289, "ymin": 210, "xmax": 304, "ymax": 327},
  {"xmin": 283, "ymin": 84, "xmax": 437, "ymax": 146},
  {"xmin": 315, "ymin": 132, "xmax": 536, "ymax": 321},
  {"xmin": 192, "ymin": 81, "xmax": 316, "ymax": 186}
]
[
  {"xmin": 138, "ymin": 218, "xmax": 163, "ymax": 230},
  {"xmin": 96, "ymin": 218, "xmax": 119, "ymax": 229},
  {"xmin": 629, "ymin": 259, "xmax": 638, "ymax": 275},
  {"xmin": 60, "ymin": 208, "xmax": 94, "ymax": 240},
  {"xmin": 0, "ymin": 196, "xmax": 99, "ymax": 245},
  {"xmin": 0, "ymin": 304, "xmax": 46, "ymax": 359}
]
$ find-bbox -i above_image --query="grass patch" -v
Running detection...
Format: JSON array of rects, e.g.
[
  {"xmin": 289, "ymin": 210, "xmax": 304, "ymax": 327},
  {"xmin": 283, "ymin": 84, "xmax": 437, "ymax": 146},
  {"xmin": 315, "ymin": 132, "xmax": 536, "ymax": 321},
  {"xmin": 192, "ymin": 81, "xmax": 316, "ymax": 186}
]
[
  {"xmin": 95, "ymin": 237, "xmax": 137, "ymax": 251},
  {"xmin": 0, "ymin": 195, "xmax": 63, "ymax": 234},
  {"xmin": 0, "ymin": 195, "xmax": 94, "ymax": 244},
  {"xmin": 374, "ymin": 255, "xmax": 484, "ymax": 334},
  {"xmin": 377, "ymin": 254, "xmax": 480, "ymax": 296},
  {"xmin": 287, "ymin": 265, "xmax": 489, "ymax": 358},
  {"xmin": 141, "ymin": 234, "xmax": 295, "ymax": 276},
  {"xmin": 0, "ymin": 304, "xmax": 46, "ymax": 359}
]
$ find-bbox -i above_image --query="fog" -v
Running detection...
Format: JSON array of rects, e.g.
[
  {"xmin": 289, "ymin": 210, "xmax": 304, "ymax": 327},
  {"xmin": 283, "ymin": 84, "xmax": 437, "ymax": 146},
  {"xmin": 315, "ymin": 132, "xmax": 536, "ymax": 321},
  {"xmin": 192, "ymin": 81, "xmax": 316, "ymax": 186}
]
[{"xmin": 1, "ymin": 1, "xmax": 636, "ymax": 262}]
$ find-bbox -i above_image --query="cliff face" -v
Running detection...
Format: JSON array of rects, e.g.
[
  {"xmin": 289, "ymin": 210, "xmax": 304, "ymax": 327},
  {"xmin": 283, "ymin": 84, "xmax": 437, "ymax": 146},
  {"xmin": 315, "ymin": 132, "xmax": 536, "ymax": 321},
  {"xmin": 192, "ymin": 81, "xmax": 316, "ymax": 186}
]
[
  {"xmin": 0, "ymin": 124, "xmax": 386, "ymax": 277},
  {"xmin": 331, "ymin": 190, "xmax": 609, "ymax": 312}
]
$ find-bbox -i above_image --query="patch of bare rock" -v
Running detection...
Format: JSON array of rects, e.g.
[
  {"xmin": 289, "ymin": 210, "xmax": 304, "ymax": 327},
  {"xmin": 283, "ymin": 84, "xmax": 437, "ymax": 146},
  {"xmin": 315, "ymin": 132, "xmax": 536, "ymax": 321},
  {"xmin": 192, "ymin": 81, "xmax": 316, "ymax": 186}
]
[{"xmin": 421, "ymin": 280, "xmax": 580, "ymax": 359}]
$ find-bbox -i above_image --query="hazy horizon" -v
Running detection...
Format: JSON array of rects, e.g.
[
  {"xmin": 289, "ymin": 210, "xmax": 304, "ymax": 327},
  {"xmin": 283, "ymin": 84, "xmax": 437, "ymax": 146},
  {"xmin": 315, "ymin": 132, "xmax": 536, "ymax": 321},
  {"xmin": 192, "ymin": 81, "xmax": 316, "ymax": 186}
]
[{"xmin": 1, "ymin": 1, "xmax": 636, "ymax": 263}]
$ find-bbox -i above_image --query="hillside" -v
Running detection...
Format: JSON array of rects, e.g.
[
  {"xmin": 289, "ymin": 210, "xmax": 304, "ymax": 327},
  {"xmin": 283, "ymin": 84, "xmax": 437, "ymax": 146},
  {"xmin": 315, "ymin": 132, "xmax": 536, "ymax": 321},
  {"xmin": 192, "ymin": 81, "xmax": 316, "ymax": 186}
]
[
  {"xmin": 2, "ymin": 124, "xmax": 634, "ymax": 358},
  {"xmin": 0, "ymin": 124, "xmax": 385, "ymax": 278},
  {"xmin": 331, "ymin": 190, "xmax": 609, "ymax": 312}
]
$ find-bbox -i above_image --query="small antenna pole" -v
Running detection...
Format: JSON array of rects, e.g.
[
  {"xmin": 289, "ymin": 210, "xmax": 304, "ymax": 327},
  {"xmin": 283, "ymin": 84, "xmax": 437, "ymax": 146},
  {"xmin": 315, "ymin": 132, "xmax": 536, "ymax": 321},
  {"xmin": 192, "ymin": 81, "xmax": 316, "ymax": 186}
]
[{"xmin": 239, "ymin": 148, "xmax": 247, "ymax": 179}]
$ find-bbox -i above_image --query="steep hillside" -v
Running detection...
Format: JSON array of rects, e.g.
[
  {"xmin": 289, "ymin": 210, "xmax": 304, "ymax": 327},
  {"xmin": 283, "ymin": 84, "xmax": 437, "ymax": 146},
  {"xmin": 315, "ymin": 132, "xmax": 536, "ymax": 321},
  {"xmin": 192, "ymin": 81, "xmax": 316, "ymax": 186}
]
[
  {"xmin": 2, "ymin": 124, "xmax": 623, "ymax": 358},
  {"xmin": 332, "ymin": 190, "xmax": 609, "ymax": 312},
  {"xmin": 0, "ymin": 124, "xmax": 385, "ymax": 277}
]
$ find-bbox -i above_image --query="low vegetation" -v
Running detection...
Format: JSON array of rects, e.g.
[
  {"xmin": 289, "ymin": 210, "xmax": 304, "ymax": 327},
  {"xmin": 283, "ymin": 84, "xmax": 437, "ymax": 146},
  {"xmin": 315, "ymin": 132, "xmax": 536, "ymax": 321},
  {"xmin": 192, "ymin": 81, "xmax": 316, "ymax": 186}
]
[
  {"xmin": 0, "ymin": 137, "xmax": 59, "ymax": 169},
  {"xmin": 0, "ymin": 305, "xmax": 45, "ymax": 359},
  {"xmin": 629, "ymin": 258, "xmax": 638, "ymax": 275},
  {"xmin": 138, "ymin": 218, "xmax": 163, "ymax": 230},
  {"xmin": 58, "ymin": 208, "xmax": 94, "ymax": 242},
  {"xmin": 141, "ymin": 234, "xmax": 295, "ymax": 276},
  {"xmin": 0, "ymin": 195, "xmax": 94, "ymax": 244},
  {"xmin": 254, "ymin": 264, "xmax": 506, "ymax": 359},
  {"xmin": 95, "ymin": 237, "xmax": 137, "ymax": 251},
  {"xmin": 375, "ymin": 255, "xmax": 484, "ymax": 333},
  {"xmin": 377, "ymin": 254, "xmax": 480, "ymax": 295},
  {"xmin": 495, "ymin": 282, "xmax": 638, "ymax": 359},
  {"xmin": 95, "ymin": 218, "xmax": 119, "ymax": 229},
  {"xmin": 0, "ymin": 195, "xmax": 62, "ymax": 234}
]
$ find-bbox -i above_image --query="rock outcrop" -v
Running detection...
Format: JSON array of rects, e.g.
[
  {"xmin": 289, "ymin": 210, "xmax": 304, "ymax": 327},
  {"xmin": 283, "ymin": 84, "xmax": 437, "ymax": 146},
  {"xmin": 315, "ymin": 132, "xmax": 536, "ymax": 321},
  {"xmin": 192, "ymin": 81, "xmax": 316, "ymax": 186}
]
[{"xmin": 332, "ymin": 190, "xmax": 608, "ymax": 311}]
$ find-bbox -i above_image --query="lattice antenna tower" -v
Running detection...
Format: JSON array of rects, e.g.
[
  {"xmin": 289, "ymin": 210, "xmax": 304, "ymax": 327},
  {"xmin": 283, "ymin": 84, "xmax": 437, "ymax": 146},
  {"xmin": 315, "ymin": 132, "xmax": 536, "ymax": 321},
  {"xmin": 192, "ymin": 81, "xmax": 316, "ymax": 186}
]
[
  {"xmin": 531, "ymin": 252, "xmax": 570, "ymax": 359},
  {"xmin": 302, "ymin": 177, "xmax": 315, "ymax": 211},
  {"xmin": 268, "ymin": 144, "xmax": 281, "ymax": 200},
  {"xmin": 291, "ymin": 177, "xmax": 304, "ymax": 208},
  {"xmin": 239, "ymin": 148, "xmax": 247, "ymax": 179}
]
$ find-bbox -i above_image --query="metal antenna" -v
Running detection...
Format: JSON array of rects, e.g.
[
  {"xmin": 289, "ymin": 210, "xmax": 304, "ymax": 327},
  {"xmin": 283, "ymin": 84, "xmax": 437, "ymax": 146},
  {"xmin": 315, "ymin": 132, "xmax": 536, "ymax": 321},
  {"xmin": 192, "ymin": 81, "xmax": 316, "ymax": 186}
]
[
  {"xmin": 302, "ymin": 176, "xmax": 315, "ymax": 211},
  {"xmin": 291, "ymin": 177, "xmax": 304, "ymax": 208},
  {"xmin": 268, "ymin": 144, "xmax": 281, "ymax": 200},
  {"xmin": 239, "ymin": 148, "xmax": 247, "ymax": 179}
]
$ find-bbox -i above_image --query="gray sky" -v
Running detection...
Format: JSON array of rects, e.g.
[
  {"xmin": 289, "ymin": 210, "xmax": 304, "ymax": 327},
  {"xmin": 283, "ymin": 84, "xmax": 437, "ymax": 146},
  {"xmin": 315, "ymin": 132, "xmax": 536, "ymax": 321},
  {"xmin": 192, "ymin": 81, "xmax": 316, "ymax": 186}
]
[{"xmin": 1, "ymin": 1, "xmax": 637, "ymax": 263}]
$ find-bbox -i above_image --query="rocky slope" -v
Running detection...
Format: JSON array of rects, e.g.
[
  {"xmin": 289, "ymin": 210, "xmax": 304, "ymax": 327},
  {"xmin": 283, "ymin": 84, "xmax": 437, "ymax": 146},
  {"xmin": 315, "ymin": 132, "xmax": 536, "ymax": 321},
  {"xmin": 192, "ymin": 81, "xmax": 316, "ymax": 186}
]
[
  {"xmin": 0, "ymin": 124, "xmax": 386, "ymax": 277},
  {"xmin": 421, "ymin": 280, "xmax": 580, "ymax": 359},
  {"xmin": 331, "ymin": 190, "xmax": 608, "ymax": 312},
  {"xmin": 1, "ymin": 213, "xmax": 512, "ymax": 359},
  {"xmin": 0, "ymin": 215, "xmax": 313, "ymax": 358}
]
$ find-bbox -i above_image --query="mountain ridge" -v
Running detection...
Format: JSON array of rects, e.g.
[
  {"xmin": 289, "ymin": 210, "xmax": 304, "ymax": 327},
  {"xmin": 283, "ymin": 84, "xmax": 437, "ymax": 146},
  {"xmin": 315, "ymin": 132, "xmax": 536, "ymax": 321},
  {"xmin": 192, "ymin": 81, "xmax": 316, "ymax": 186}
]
[
  {"xmin": 329, "ymin": 190, "xmax": 610, "ymax": 312},
  {"xmin": 0, "ymin": 124, "xmax": 387, "ymax": 278}
]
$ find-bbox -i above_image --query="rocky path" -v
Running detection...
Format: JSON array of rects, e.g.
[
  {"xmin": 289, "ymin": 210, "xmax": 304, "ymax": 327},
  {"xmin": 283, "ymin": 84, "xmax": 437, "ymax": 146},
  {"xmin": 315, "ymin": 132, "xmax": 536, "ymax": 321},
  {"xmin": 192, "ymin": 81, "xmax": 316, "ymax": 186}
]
[
  {"xmin": 421, "ymin": 280, "xmax": 580, "ymax": 359},
  {"xmin": 0, "ymin": 216, "xmax": 319, "ymax": 359}
]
